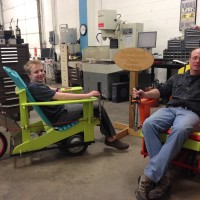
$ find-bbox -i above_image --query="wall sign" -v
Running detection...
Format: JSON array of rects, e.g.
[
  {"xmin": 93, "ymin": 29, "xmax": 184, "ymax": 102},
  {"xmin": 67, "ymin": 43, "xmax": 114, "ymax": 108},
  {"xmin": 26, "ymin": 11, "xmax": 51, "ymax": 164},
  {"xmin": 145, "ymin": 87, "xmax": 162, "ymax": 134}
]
[
  {"xmin": 179, "ymin": 0, "xmax": 197, "ymax": 31},
  {"xmin": 114, "ymin": 48, "xmax": 154, "ymax": 72}
]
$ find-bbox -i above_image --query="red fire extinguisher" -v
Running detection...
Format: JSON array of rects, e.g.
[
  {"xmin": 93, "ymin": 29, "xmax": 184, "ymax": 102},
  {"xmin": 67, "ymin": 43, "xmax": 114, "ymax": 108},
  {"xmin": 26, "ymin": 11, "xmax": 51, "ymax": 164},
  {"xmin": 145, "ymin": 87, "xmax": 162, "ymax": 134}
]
[{"xmin": 34, "ymin": 47, "xmax": 37, "ymax": 58}]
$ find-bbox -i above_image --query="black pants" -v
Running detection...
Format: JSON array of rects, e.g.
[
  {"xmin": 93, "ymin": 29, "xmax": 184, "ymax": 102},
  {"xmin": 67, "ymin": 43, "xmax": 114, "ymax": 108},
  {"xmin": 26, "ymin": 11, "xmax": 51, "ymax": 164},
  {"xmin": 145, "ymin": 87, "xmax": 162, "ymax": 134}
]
[{"xmin": 57, "ymin": 104, "xmax": 116, "ymax": 137}]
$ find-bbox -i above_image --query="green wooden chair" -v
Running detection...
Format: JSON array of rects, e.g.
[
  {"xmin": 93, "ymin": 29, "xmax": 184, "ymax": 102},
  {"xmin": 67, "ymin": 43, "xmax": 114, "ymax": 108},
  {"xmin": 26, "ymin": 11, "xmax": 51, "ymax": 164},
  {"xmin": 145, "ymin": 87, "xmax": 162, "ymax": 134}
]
[{"xmin": 3, "ymin": 66, "xmax": 100, "ymax": 157}]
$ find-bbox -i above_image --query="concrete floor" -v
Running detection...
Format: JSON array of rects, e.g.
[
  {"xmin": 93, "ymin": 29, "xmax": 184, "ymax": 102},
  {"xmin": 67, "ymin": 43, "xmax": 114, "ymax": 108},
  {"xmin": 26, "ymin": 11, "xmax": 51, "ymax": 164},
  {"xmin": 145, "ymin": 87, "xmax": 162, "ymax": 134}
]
[{"xmin": 0, "ymin": 100, "xmax": 200, "ymax": 200}]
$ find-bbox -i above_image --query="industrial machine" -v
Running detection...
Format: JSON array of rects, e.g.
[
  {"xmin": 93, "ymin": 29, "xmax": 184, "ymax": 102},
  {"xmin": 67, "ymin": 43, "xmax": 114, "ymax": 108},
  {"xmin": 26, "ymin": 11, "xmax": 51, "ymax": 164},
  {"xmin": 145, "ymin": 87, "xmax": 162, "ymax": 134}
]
[
  {"xmin": 80, "ymin": 10, "xmax": 145, "ymax": 99},
  {"xmin": 82, "ymin": 10, "xmax": 144, "ymax": 62},
  {"xmin": 59, "ymin": 24, "xmax": 80, "ymax": 55},
  {"xmin": 98, "ymin": 10, "xmax": 143, "ymax": 49},
  {"xmin": 60, "ymin": 24, "xmax": 77, "ymax": 44},
  {"xmin": 0, "ymin": 18, "xmax": 24, "ymax": 45}
]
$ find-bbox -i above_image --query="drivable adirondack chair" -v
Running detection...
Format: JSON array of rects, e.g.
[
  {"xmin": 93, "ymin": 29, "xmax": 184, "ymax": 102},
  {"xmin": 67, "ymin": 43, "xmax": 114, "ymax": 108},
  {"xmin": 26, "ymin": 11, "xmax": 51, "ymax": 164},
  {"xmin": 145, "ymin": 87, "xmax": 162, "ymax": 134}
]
[{"xmin": 3, "ymin": 66, "xmax": 100, "ymax": 156}]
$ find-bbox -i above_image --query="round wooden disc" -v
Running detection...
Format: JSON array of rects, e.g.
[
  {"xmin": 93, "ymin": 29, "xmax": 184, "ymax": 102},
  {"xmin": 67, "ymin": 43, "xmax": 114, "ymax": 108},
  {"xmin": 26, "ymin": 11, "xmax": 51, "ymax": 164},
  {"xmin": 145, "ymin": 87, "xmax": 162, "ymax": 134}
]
[{"xmin": 114, "ymin": 48, "xmax": 154, "ymax": 72}]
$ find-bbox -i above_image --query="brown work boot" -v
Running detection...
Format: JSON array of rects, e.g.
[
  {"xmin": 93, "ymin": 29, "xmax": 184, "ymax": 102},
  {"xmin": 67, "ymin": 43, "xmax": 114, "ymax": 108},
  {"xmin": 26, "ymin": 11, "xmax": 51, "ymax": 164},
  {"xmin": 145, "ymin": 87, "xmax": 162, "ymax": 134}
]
[
  {"xmin": 105, "ymin": 138, "xmax": 129, "ymax": 150},
  {"xmin": 135, "ymin": 174, "xmax": 155, "ymax": 200},
  {"xmin": 148, "ymin": 175, "xmax": 171, "ymax": 200}
]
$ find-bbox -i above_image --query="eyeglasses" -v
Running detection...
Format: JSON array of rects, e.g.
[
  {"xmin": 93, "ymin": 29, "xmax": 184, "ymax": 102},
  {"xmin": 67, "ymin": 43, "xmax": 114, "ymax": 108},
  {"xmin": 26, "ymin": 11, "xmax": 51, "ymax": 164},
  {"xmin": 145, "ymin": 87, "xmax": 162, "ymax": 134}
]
[{"xmin": 191, "ymin": 56, "xmax": 200, "ymax": 62}]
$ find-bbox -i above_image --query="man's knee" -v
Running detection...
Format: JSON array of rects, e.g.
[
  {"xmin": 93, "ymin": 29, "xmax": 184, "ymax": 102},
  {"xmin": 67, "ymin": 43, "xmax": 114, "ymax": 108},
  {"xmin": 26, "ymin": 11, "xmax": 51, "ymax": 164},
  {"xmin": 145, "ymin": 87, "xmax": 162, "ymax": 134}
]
[
  {"xmin": 143, "ymin": 117, "xmax": 154, "ymax": 129},
  {"xmin": 142, "ymin": 117, "xmax": 155, "ymax": 137}
]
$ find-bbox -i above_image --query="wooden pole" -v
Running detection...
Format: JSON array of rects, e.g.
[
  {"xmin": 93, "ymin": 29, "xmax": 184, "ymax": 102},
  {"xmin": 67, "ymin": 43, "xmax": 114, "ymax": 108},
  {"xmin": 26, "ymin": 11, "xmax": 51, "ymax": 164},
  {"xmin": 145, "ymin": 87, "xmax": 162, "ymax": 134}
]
[
  {"xmin": 129, "ymin": 71, "xmax": 138, "ymax": 128},
  {"xmin": 113, "ymin": 48, "xmax": 154, "ymax": 139}
]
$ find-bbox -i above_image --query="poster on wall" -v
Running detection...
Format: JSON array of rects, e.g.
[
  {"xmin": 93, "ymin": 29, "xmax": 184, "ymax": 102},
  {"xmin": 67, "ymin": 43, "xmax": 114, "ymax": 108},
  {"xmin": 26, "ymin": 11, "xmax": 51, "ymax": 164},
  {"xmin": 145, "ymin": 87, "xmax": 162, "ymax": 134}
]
[{"xmin": 179, "ymin": 0, "xmax": 197, "ymax": 31}]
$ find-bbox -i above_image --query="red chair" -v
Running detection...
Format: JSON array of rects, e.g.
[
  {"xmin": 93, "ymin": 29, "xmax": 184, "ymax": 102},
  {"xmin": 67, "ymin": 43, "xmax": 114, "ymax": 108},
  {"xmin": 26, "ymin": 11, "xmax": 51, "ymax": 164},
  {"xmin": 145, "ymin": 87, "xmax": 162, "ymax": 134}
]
[{"xmin": 139, "ymin": 98, "xmax": 200, "ymax": 174}]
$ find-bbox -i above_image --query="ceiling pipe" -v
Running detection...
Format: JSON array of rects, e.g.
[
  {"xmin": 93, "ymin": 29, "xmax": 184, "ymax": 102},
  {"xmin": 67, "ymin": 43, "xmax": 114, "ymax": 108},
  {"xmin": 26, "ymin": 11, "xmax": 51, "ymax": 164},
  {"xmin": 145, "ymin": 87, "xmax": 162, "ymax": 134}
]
[
  {"xmin": 36, "ymin": 0, "xmax": 43, "ymax": 49},
  {"xmin": 0, "ymin": 0, "xmax": 5, "ymax": 29}
]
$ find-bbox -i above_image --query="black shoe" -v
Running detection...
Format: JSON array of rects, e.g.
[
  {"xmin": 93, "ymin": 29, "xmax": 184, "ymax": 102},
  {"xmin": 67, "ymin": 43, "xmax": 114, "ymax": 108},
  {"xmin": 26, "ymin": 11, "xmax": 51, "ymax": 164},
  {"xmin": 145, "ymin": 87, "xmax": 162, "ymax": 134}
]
[
  {"xmin": 105, "ymin": 138, "xmax": 129, "ymax": 150},
  {"xmin": 135, "ymin": 175, "xmax": 155, "ymax": 200},
  {"xmin": 148, "ymin": 175, "xmax": 171, "ymax": 200}
]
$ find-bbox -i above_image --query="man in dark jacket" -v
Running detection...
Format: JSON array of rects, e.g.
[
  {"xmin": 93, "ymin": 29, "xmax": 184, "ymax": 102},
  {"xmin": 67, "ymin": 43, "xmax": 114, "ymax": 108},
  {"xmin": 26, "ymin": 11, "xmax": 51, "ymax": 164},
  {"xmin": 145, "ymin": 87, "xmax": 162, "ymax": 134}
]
[{"xmin": 133, "ymin": 48, "xmax": 200, "ymax": 200}]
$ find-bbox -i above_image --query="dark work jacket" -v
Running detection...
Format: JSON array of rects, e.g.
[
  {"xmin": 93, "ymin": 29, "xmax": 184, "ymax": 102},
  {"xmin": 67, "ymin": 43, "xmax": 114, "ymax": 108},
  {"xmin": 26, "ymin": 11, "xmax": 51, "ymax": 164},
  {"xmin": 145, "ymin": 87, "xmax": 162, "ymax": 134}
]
[
  {"xmin": 158, "ymin": 70, "xmax": 200, "ymax": 117},
  {"xmin": 28, "ymin": 82, "xmax": 65, "ymax": 124}
]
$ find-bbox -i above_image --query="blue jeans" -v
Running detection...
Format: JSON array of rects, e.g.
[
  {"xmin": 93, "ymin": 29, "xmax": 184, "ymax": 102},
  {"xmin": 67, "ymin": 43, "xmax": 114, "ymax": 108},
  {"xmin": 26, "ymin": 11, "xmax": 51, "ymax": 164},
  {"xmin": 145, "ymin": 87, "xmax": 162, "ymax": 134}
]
[{"xmin": 142, "ymin": 107, "xmax": 200, "ymax": 183}]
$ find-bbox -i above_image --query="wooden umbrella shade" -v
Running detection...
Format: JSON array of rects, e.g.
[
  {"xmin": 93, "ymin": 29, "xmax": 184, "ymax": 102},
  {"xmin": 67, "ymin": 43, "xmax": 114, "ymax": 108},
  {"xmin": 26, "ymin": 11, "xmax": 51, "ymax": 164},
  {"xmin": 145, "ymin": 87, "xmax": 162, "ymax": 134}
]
[{"xmin": 114, "ymin": 48, "xmax": 154, "ymax": 72}]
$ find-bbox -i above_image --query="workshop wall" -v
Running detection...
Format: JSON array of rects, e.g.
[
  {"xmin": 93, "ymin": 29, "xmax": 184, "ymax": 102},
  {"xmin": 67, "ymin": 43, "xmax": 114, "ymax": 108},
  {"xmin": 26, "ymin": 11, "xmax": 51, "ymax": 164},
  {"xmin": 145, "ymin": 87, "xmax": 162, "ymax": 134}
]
[
  {"xmin": 89, "ymin": 0, "xmax": 200, "ymax": 54},
  {"xmin": 0, "ymin": 0, "xmax": 39, "ymax": 57},
  {"xmin": 0, "ymin": 0, "xmax": 79, "ymax": 57},
  {"xmin": 91, "ymin": 0, "xmax": 182, "ymax": 54},
  {"xmin": 50, "ymin": 0, "xmax": 200, "ymax": 82},
  {"xmin": 41, "ymin": 0, "xmax": 200, "ymax": 57},
  {"xmin": 87, "ymin": 0, "xmax": 200, "ymax": 82},
  {"xmin": 1, "ymin": 0, "xmax": 200, "ymax": 82},
  {"xmin": 41, "ymin": 0, "xmax": 79, "ymax": 45},
  {"xmin": 1, "ymin": 0, "xmax": 200, "ymax": 57}
]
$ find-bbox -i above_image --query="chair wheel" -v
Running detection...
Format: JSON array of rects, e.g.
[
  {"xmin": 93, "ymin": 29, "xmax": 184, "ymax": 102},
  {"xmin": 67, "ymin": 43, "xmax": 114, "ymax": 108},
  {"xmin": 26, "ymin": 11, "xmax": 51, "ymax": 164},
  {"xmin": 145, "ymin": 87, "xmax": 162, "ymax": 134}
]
[
  {"xmin": 58, "ymin": 133, "xmax": 88, "ymax": 156},
  {"xmin": 0, "ymin": 132, "xmax": 8, "ymax": 158}
]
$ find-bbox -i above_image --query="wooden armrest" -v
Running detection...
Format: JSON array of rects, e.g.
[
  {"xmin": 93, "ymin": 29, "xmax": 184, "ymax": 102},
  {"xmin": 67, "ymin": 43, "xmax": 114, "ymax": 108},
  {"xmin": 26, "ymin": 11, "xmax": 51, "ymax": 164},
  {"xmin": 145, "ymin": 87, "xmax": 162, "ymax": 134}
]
[
  {"xmin": 61, "ymin": 86, "xmax": 83, "ymax": 93},
  {"xmin": 21, "ymin": 97, "xmax": 98, "ymax": 107}
]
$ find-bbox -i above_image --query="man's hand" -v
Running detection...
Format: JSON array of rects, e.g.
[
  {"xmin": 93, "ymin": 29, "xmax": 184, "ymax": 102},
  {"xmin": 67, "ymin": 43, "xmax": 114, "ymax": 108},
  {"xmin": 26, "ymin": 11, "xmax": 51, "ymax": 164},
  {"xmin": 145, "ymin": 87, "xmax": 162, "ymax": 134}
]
[
  {"xmin": 61, "ymin": 87, "xmax": 71, "ymax": 92},
  {"xmin": 133, "ymin": 88, "xmax": 146, "ymax": 99},
  {"xmin": 133, "ymin": 87, "xmax": 160, "ymax": 99},
  {"xmin": 88, "ymin": 90, "xmax": 100, "ymax": 97}
]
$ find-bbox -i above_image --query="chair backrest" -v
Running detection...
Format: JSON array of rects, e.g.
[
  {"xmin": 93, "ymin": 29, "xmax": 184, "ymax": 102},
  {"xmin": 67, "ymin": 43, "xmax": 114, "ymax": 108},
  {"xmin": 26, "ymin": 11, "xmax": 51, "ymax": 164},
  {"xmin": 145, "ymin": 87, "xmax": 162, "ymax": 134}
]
[
  {"xmin": 3, "ymin": 66, "xmax": 52, "ymax": 126},
  {"xmin": 178, "ymin": 64, "xmax": 190, "ymax": 74}
]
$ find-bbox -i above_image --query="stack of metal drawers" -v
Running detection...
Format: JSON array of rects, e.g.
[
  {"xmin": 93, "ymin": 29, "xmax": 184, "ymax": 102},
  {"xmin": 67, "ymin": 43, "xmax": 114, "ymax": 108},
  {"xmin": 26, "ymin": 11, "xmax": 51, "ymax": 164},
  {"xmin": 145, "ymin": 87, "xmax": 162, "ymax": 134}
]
[{"xmin": 0, "ymin": 44, "xmax": 30, "ymax": 119}]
